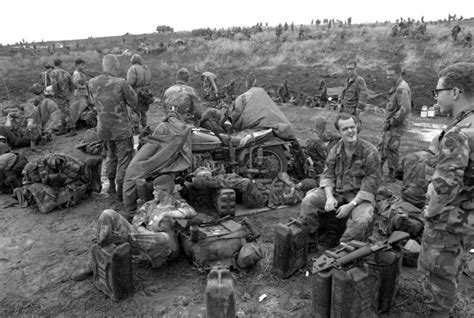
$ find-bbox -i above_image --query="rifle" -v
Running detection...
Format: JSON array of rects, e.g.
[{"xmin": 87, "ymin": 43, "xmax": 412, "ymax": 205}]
[{"xmin": 313, "ymin": 231, "xmax": 410, "ymax": 273}]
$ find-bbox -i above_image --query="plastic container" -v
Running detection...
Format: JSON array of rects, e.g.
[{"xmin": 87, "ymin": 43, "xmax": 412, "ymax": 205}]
[
  {"xmin": 420, "ymin": 106, "xmax": 428, "ymax": 118},
  {"xmin": 91, "ymin": 242, "xmax": 134, "ymax": 302},
  {"xmin": 206, "ymin": 266, "xmax": 236, "ymax": 318},
  {"xmin": 330, "ymin": 264, "xmax": 376, "ymax": 318},
  {"xmin": 367, "ymin": 250, "xmax": 402, "ymax": 313},
  {"xmin": 427, "ymin": 106, "xmax": 435, "ymax": 118},
  {"xmin": 273, "ymin": 218, "xmax": 308, "ymax": 278},
  {"xmin": 213, "ymin": 188, "xmax": 236, "ymax": 216},
  {"xmin": 312, "ymin": 269, "xmax": 333, "ymax": 318}
]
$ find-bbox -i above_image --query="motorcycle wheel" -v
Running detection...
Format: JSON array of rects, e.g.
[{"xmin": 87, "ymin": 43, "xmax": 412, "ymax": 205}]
[{"xmin": 245, "ymin": 145, "xmax": 288, "ymax": 179}]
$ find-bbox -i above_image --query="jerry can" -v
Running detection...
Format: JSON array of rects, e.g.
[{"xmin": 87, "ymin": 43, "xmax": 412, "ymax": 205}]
[
  {"xmin": 312, "ymin": 269, "xmax": 333, "ymax": 318},
  {"xmin": 420, "ymin": 105, "xmax": 428, "ymax": 118},
  {"xmin": 91, "ymin": 242, "xmax": 134, "ymax": 302},
  {"xmin": 213, "ymin": 188, "xmax": 236, "ymax": 216},
  {"xmin": 273, "ymin": 218, "xmax": 308, "ymax": 278},
  {"xmin": 330, "ymin": 264, "xmax": 376, "ymax": 318},
  {"xmin": 427, "ymin": 106, "xmax": 435, "ymax": 118},
  {"xmin": 367, "ymin": 250, "xmax": 402, "ymax": 313},
  {"xmin": 206, "ymin": 266, "xmax": 236, "ymax": 318}
]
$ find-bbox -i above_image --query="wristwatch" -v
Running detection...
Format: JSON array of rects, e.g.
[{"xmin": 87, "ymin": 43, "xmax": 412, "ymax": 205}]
[{"xmin": 350, "ymin": 200, "xmax": 358, "ymax": 207}]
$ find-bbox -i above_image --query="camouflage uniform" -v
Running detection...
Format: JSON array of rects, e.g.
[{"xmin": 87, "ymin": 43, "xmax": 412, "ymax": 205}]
[
  {"xmin": 277, "ymin": 81, "xmax": 290, "ymax": 103},
  {"xmin": 0, "ymin": 152, "xmax": 27, "ymax": 193},
  {"xmin": 96, "ymin": 197, "xmax": 196, "ymax": 267},
  {"xmin": 127, "ymin": 57, "xmax": 152, "ymax": 128},
  {"xmin": 32, "ymin": 96, "xmax": 63, "ymax": 134},
  {"xmin": 39, "ymin": 69, "xmax": 53, "ymax": 88},
  {"xmin": 305, "ymin": 132, "xmax": 341, "ymax": 175},
  {"xmin": 418, "ymin": 110, "xmax": 474, "ymax": 316},
  {"xmin": 379, "ymin": 77, "xmax": 411, "ymax": 177},
  {"xmin": 340, "ymin": 73, "xmax": 367, "ymax": 118},
  {"xmin": 89, "ymin": 72, "xmax": 138, "ymax": 199},
  {"xmin": 71, "ymin": 69, "xmax": 93, "ymax": 127},
  {"xmin": 300, "ymin": 138, "xmax": 381, "ymax": 242},
  {"xmin": 50, "ymin": 67, "xmax": 74, "ymax": 130},
  {"xmin": 164, "ymin": 81, "xmax": 202, "ymax": 125}
]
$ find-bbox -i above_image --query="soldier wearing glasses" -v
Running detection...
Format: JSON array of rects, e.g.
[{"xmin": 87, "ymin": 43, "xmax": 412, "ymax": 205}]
[{"xmin": 418, "ymin": 62, "xmax": 474, "ymax": 317}]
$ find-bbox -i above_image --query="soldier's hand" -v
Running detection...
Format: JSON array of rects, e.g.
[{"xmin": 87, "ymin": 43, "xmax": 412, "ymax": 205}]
[
  {"xmin": 335, "ymin": 203, "xmax": 353, "ymax": 219},
  {"xmin": 325, "ymin": 196, "xmax": 338, "ymax": 212}
]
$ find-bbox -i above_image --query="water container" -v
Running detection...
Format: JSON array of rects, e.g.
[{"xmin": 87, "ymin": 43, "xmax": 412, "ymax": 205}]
[
  {"xmin": 427, "ymin": 106, "xmax": 435, "ymax": 118},
  {"xmin": 91, "ymin": 242, "xmax": 134, "ymax": 302},
  {"xmin": 213, "ymin": 188, "xmax": 236, "ymax": 216},
  {"xmin": 312, "ymin": 269, "xmax": 333, "ymax": 318},
  {"xmin": 367, "ymin": 250, "xmax": 402, "ymax": 313},
  {"xmin": 330, "ymin": 264, "xmax": 376, "ymax": 318},
  {"xmin": 434, "ymin": 104, "xmax": 441, "ymax": 116},
  {"xmin": 273, "ymin": 218, "xmax": 308, "ymax": 278},
  {"xmin": 420, "ymin": 105, "xmax": 428, "ymax": 118},
  {"xmin": 206, "ymin": 266, "xmax": 236, "ymax": 318}
]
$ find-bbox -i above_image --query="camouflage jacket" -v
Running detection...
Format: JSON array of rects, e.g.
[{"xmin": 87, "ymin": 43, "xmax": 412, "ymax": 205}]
[
  {"xmin": 385, "ymin": 78, "xmax": 411, "ymax": 134},
  {"xmin": 39, "ymin": 70, "xmax": 53, "ymax": 87},
  {"xmin": 306, "ymin": 132, "xmax": 341, "ymax": 174},
  {"xmin": 50, "ymin": 68, "xmax": 74, "ymax": 99},
  {"xmin": 132, "ymin": 199, "xmax": 196, "ymax": 232},
  {"xmin": 163, "ymin": 81, "xmax": 202, "ymax": 125},
  {"xmin": 425, "ymin": 109, "xmax": 474, "ymax": 234},
  {"xmin": 202, "ymin": 72, "xmax": 218, "ymax": 93},
  {"xmin": 320, "ymin": 138, "xmax": 381, "ymax": 203},
  {"xmin": 341, "ymin": 73, "xmax": 368, "ymax": 108},
  {"xmin": 127, "ymin": 64, "xmax": 151, "ymax": 89},
  {"xmin": 72, "ymin": 70, "xmax": 89, "ymax": 97},
  {"xmin": 89, "ymin": 73, "xmax": 138, "ymax": 140},
  {"xmin": 395, "ymin": 150, "xmax": 435, "ymax": 208}
]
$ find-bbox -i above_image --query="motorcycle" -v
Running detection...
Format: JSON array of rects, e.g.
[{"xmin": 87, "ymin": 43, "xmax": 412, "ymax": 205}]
[{"xmin": 191, "ymin": 127, "xmax": 289, "ymax": 180}]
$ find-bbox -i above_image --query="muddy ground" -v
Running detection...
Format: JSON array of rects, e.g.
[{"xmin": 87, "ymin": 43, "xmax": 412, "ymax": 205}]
[{"xmin": 0, "ymin": 106, "xmax": 473, "ymax": 317}]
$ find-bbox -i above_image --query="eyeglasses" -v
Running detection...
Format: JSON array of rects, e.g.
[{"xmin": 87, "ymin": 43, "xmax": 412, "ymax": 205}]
[{"xmin": 432, "ymin": 87, "xmax": 462, "ymax": 98}]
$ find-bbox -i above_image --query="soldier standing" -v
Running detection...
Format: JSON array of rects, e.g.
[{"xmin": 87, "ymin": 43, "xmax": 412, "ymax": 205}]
[
  {"xmin": 201, "ymin": 71, "xmax": 219, "ymax": 101},
  {"xmin": 163, "ymin": 68, "xmax": 202, "ymax": 126},
  {"xmin": 50, "ymin": 59, "xmax": 75, "ymax": 136},
  {"xmin": 340, "ymin": 61, "xmax": 367, "ymax": 119},
  {"xmin": 419, "ymin": 62, "xmax": 474, "ymax": 317},
  {"xmin": 127, "ymin": 54, "xmax": 153, "ymax": 129},
  {"xmin": 89, "ymin": 55, "xmax": 138, "ymax": 202},
  {"xmin": 379, "ymin": 65, "xmax": 411, "ymax": 179}
]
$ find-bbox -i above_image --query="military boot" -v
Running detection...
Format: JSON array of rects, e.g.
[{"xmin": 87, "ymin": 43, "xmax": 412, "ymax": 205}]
[{"xmin": 107, "ymin": 178, "xmax": 116, "ymax": 196}]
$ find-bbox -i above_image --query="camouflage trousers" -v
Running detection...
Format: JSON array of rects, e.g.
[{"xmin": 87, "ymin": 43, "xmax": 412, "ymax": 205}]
[
  {"xmin": 54, "ymin": 97, "xmax": 74, "ymax": 129},
  {"xmin": 137, "ymin": 88, "xmax": 154, "ymax": 129},
  {"xmin": 97, "ymin": 209, "xmax": 177, "ymax": 268},
  {"xmin": 418, "ymin": 226, "xmax": 470, "ymax": 316},
  {"xmin": 378, "ymin": 131, "xmax": 402, "ymax": 177},
  {"xmin": 105, "ymin": 137, "xmax": 133, "ymax": 188},
  {"xmin": 300, "ymin": 188, "xmax": 374, "ymax": 242}
]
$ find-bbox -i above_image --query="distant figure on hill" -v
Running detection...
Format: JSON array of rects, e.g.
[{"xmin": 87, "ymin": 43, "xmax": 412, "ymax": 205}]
[
  {"xmin": 163, "ymin": 68, "xmax": 202, "ymax": 126},
  {"xmin": 298, "ymin": 25, "xmax": 305, "ymax": 40},
  {"xmin": 277, "ymin": 79, "xmax": 290, "ymax": 103},
  {"xmin": 340, "ymin": 61, "xmax": 367, "ymax": 119},
  {"xmin": 127, "ymin": 54, "xmax": 153, "ymax": 130},
  {"xmin": 317, "ymin": 80, "xmax": 328, "ymax": 107},
  {"xmin": 275, "ymin": 24, "xmax": 283, "ymax": 40},
  {"xmin": 451, "ymin": 25, "xmax": 461, "ymax": 41},
  {"xmin": 201, "ymin": 71, "xmax": 219, "ymax": 101}
]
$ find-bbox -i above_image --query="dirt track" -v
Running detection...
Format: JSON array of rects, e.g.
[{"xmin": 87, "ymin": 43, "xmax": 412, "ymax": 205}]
[{"xmin": 0, "ymin": 106, "xmax": 473, "ymax": 317}]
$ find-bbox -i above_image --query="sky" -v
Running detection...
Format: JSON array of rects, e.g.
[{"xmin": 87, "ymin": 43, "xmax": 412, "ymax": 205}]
[{"xmin": 1, "ymin": 0, "xmax": 473, "ymax": 45}]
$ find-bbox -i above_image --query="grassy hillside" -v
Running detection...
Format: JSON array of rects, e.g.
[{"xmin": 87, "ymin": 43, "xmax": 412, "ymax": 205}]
[{"xmin": 1, "ymin": 19, "xmax": 473, "ymax": 111}]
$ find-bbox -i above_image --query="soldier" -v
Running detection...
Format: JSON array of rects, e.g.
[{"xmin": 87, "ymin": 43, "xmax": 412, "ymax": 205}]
[
  {"xmin": 418, "ymin": 62, "xmax": 474, "ymax": 317},
  {"xmin": 317, "ymin": 79, "xmax": 328, "ymax": 108},
  {"xmin": 29, "ymin": 83, "xmax": 62, "ymax": 138},
  {"xmin": 50, "ymin": 59, "xmax": 75, "ymax": 136},
  {"xmin": 300, "ymin": 113, "xmax": 380, "ymax": 248},
  {"xmin": 163, "ymin": 68, "xmax": 202, "ymax": 126},
  {"xmin": 275, "ymin": 24, "xmax": 283, "ymax": 40},
  {"xmin": 89, "ymin": 54, "xmax": 138, "ymax": 202},
  {"xmin": 340, "ymin": 61, "xmax": 368, "ymax": 119},
  {"xmin": 451, "ymin": 25, "xmax": 461, "ymax": 41},
  {"xmin": 379, "ymin": 65, "xmax": 411, "ymax": 179},
  {"xmin": 305, "ymin": 116, "xmax": 341, "ymax": 175},
  {"xmin": 0, "ymin": 142, "xmax": 27, "ymax": 193},
  {"xmin": 277, "ymin": 79, "xmax": 290, "ymax": 103},
  {"xmin": 127, "ymin": 54, "xmax": 153, "ymax": 129},
  {"xmin": 201, "ymin": 71, "xmax": 218, "ymax": 101},
  {"xmin": 97, "ymin": 175, "xmax": 196, "ymax": 268},
  {"xmin": 71, "ymin": 58, "xmax": 94, "ymax": 131}
]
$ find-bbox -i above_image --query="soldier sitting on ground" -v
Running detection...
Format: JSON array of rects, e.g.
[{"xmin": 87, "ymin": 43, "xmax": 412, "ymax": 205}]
[
  {"xmin": 0, "ymin": 141, "xmax": 27, "ymax": 194},
  {"xmin": 20, "ymin": 153, "xmax": 102, "ymax": 213}
]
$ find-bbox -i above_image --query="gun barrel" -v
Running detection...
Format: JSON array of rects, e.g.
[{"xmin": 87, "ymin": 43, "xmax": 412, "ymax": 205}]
[{"xmin": 333, "ymin": 245, "xmax": 373, "ymax": 265}]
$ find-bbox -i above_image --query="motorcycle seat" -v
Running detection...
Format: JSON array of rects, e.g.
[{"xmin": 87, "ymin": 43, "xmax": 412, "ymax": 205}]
[{"xmin": 218, "ymin": 129, "xmax": 274, "ymax": 148}]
